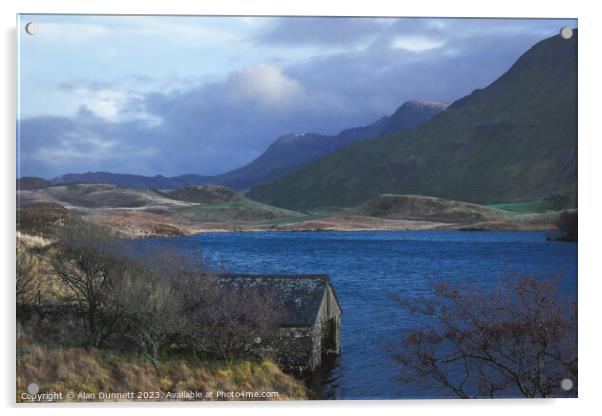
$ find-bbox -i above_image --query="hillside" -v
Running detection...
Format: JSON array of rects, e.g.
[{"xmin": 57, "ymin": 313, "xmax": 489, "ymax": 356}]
[
  {"xmin": 252, "ymin": 193, "xmax": 559, "ymax": 232},
  {"xmin": 17, "ymin": 337, "xmax": 307, "ymax": 402},
  {"xmin": 17, "ymin": 202, "xmax": 73, "ymax": 237},
  {"xmin": 16, "ymin": 184, "xmax": 561, "ymax": 237},
  {"xmin": 169, "ymin": 193, "xmax": 305, "ymax": 225},
  {"xmin": 17, "ymin": 183, "xmax": 191, "ymax": 212},
  {"xmin": 247, "ymin": 31, "xmax": 577, "ymax": 210},
  {"xmin": 49, "ymin": 172, "xmax": 213, "ymax": 190},
  {"xmin": 380, "ymin": 100, "xmax": 448, "ymax": 135},
  {"xmin": 161, "ymin": 184, "xmax": 236, "ymax": 204},
  {"xmin": 48, "ymin": 100, "xmax": 446, "ymax": 192},
  {"xmin": 158, "ymin": 185, "xmax": 306, "ymax": 224},
  {"xmin": 351, "ymin": 194, "xmax": 510, "ymax": 224},
  {"xmin": 17, "ymin": 176, "xmax": 51, "ymax": 190},
  {"xmin": 17, "ymin": 183, "xmax": 308, "ymax": 236},
  {"xmin": 212, "ymin": 100, "xmax": 446, "ymax": 190}
]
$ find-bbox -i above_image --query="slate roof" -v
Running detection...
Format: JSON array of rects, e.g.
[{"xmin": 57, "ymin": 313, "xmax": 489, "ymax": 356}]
[{"xmin": 215, "ymin": 274, "xmax": 340, "ymax": 327}]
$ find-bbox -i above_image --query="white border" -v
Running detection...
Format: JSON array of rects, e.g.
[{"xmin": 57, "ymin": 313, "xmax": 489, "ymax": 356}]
[{"xmin": 2, "ymin": 1, "xmax": 601, "ymax": 415}]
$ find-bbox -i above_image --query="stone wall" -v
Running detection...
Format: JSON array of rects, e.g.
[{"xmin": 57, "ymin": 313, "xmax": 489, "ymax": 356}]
[
  {"xmin": 249, "ymin": 283, "xmax": 342, "ymax": 372},
  {"xmin": 255, "ymin": 326, "xmax": 317, "ymax": 371}
]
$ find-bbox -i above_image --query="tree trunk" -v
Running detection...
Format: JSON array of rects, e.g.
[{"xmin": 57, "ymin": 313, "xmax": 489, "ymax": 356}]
[{"xmin": 146, "ymin": 344, "xmax": 162, "ymax": 376}]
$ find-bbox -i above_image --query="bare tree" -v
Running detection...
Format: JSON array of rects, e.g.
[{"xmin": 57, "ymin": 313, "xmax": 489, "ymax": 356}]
[
  {"xmin": 390, "ymin": 274, "xmax": 577, "ymax": 398},
  {"xmin": 117, "ymin": 264, "xmax": 183, "ymax": 374},
  {"xmin": 200, "ymin": 284, "xmax": 280, "ymax": 358},
  {"xmin": 173, "ymin": 271, "xmax": 281, "ymax": 359},
  {"xmin": 556, "ymin": 210, "xmax": 578, "ymax": 241},
  {"xmin": 52, "ymin": 239, "xmax": 129, "ymax": 348},
  {"xmin": 16, "ymin": 245, "xmax": 40, "ymax": 305}
]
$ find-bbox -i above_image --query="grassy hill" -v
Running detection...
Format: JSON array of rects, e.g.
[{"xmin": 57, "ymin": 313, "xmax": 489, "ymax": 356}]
[
  {"xmin": 17, "ymin": 202, "xmax": 73, "ymax": 238},
  {"xmin": 17, "ymin": 183, "xmax": 192, "ymax": 211},
  {"xmin": 247, "ymin": 31, "xmax": 577, "ymax": 210},
  {"xmin": 351, "ymin": 194, "xmax": 511, "ymax": 224},
  {"xmin": 17, "ymin": 183, "xmax": 307, "ymax": 234},
  {"xmin": 168, "ymin": 193, "xmax": 306, "ymax": 225},
  {"xmin": 160, "ymin": 184, "xmax": 237, "ymax": 204},
  {"xmin": 17, "ymin": 176, "xmax": 51, "ymax": 191}
]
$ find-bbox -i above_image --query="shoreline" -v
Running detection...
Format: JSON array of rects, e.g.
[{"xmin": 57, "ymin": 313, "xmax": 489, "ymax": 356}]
[{"xmin": 98, "ymin": 222, "xmax": 559, "ymax": 240}]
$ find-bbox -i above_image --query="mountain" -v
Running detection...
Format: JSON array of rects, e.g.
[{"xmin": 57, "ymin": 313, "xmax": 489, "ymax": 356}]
[
  {"xmin": 17, "ymin": 176, "xmax": 51, "ymax": 190},
  {"xmin": 50, "ymin": 172, "xmax": 212, "ymax": 189},
  {"xmin": 48, "ymin": 100, "xmax": 446, "ymax": 191},
  {"xmin": 380, "ymin": 100, "xmax": 448, "ymax": 136},
  {"xmin": 247, "ymin": 31, "xmax": 577, "ymax": 210},
  {"xmin": 208, "ymin": 117, "xmax": 390, "ymax": 191},
  {"xmin": 213, "ymin": 100, "xmax": 447, "ymax": 190}
]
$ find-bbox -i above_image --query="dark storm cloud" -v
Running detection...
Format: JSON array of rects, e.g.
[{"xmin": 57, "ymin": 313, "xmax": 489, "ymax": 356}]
[
  {"xmin": 19, "ymin": 63, "xmax": 364, "ymax": 178},
  {"xmin": 284, "ymin": 30, "xmax": 552, "ymax": 117},
  {"xmin": 257, "ymin": 17, "xmax": 570, "ymax": 47},
  {"xmin": 18, "ymin": 18, "xmax": 575, "ymax": 179}
]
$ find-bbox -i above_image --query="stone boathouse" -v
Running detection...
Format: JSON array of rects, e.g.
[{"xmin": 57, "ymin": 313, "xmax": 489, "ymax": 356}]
[{"xmin": 216, "ymin": 274, "xmax": 342, "ymax": 371}]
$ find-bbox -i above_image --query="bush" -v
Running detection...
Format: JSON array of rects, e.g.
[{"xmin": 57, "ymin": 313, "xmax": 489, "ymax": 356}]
[
  {"xmin": 390, "ymin": 274, "xmax": 577, "ymax": 398},
  {"xmin": 556, "ymin": 210, "xmax": 577, "ymax": 241}
]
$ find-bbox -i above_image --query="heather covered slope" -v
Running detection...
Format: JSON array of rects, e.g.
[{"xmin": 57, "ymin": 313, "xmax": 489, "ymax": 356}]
[{"xmin": 247, "ymin": 32, "xmax": 577, "ymax": 210}]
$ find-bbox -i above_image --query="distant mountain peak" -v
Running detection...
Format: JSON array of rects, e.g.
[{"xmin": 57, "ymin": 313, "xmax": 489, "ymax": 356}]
[
  {"xmin": 247, "ymin": 32, "xmax": 577, "ymax": 210},
  {"xmin": 403, "ymin": 99, "xmax": 449, "ymax": 110},
  {"xmin": 48, "ymin": 100, "xmax": 446, "ymax": 193},
  {"xmin": 276, "ymin": 132, "xmax": 312, "ymax": 144},
  {"xmin": 379, "ymin": 99, "xmax": 448, "ymax": 136}
]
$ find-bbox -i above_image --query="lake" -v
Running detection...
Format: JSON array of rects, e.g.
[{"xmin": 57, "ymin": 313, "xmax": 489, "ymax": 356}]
[{"xmin": 127, "ymin": 231, "xmax": 577, "ymax": 399}]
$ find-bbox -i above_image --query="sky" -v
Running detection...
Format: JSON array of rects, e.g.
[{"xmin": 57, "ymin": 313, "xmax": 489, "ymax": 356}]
[{"xmin": 17, "ymin": 15, "xmax": 577, "ymax": 179}]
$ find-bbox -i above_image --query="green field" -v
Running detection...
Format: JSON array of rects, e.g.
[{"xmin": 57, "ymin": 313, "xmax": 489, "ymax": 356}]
[{"xmin": 488, "ymin": 200, "xmax": 557, "ymax": 214}]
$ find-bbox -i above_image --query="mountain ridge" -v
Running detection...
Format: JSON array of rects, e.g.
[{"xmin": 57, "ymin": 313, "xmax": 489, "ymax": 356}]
[
  {"xmin": 247, "ymin": 31, "xmax": 577, "ymax": 210},
  {"xmin": 46, "ymin": 99, "xmax": 447, "ymax": 191}
]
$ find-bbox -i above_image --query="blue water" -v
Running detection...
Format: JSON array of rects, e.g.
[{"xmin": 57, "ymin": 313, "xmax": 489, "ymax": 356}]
[{"xmin": 127, "ymin": 231, "xmax": 577, "ymax": 399}]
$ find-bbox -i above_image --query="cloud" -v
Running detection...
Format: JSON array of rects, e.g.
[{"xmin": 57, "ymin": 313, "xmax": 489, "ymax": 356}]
[
  {"xmin": 54, "ymin": 82, "xmax": 163, "ymax": 126},
  {"xmin": 255, "ymin": 17, "xmax": 379, "ymax": 47},
  {"xmin": 225, "ymin": 64, "xmax": 306, "ymax": 109},
  {"xmin": 116, "ymin": 17, "xmax": 244, "ymax": 44},
  {"xmin": 391, "ymin": 36, "xmax": 446, "ymax": 52},
  {"xmin": 18, "ymin": 114, "xmax": 159, "ymax": 178},
  {"xmin": 23, "ymin": 16, "xmax": 246, "ymax": 46},
  {"xmin": 17, "ymin": 17, "xmax": 577, "ymax": 179},
  {"xmin": 19, "ymin": 62, "xmax": 361, "ymax": 178},
  {"xmin": 73, "ymin": 88, "xmax": 162, "ymax": 125}
]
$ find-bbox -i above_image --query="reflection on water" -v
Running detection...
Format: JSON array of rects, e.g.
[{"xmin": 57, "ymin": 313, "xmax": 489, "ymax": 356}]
[{"xmin": 303, "ymin": 353, "xmax": 341, "ymax": 399}]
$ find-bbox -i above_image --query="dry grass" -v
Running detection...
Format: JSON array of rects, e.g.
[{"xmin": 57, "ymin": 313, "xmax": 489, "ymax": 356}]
[
  {"xmin": 85, "ymin": 211, "xmax": 194, "ymax": 238},
  {"xmin": 16, "ymin": 325, "xmax": 307, "ymax": 402},
  {"xmin": 17, "ymin": 232, "xmax": 53, "ymax": 249}
]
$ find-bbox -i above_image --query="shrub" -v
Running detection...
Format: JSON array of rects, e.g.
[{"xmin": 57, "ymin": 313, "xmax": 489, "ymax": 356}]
[{"xmin": 390, "ymin": 274, "xmax": 577, "ymax": 398}]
